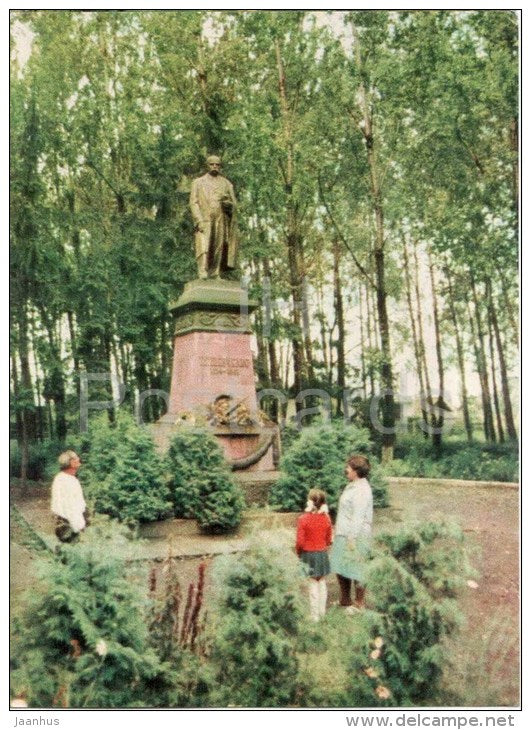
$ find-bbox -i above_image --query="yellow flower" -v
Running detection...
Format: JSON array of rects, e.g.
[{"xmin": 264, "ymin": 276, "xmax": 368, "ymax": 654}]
[
  {"xmin": 375, "ymin": 685, "xmax": 391, "ymax": 700},
  {"xmin": 364, "ymin": 667, "xmax": 379, "ymax": 678},
  {"xmin": 370, "ymin": 648, "xmax": 381, "ymax": 660},
  {"xmin": 373, "ymin": 636, "xmax": 384, "ymax": 648}
]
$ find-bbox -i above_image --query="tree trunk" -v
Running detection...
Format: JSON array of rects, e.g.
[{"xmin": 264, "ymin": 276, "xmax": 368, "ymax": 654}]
[
  {"xmin": 402, "ymin": 236, "xmax": 428, "ymax": 434},
  {"xmin": 261, "ymin": 258, "xmax": 281, "ymax": 421},
  {"xmin": 500, "ymin": 276, "xmax": 519, "ymax": 350},
  {"xmin": 275, "ymin": 41, "xmax": 308, "ymax": 406},
  {"xmin": 488, "ymin": 285, "xmax": 518, "ymax": 441},
  {"xmin": 364, "ymin": 284, "xmax": 375, "ymax": 398},
  {"xmin": 333, "ymin": 239, "xmax": 346, "ymax": 415},
  {"xmin": 487, "ymin": 302, "xmax": 505, "ymax": 443},
  {"xmin": 349, "ymin": 20, "xmax": 396, "ymax": 457},
  {"xmin": 67, "ymin": 310, "xmax": 80, "ymax": 384},
  {"xmin": 428, "ymin": 250, "xmax": 445, "ymax": 450},
  {"xmin": 10, "ymin": 355, "xmax": 23, "ymax": 453},
  {"xmin": 412, "ymin": 242, "xmax": 433, "ymax": 439},
  {"xmin": 252, "ymin": 262, "xmax": 270, "ymax": 388},
  {"xmin": 445, "ymin": 269, "xmax": 473, "ymax": 442},
  {"xmin": 15, "ymin": 304, "xmax": 34, "ymax": 483},
  {"xmin": 358, "ymin": 283, "xmax": 367, "ymax": 400},
  {"xmin": 467, "ymin": 290, "xmax": 495, "ymax": 442},
  {"xmin": 39, "ymin": 306, "xmax": 68, "ymax": 441},
  {"xmin": 509, "ymin": 115, "xmax": 518, "ymax": 237},
  {"xmin": 301, "ymin": 277, "xmax": 315, "ymax": 386},
  {"xmin": 317, "ymin": 282, "xmax": 331, "ymax": 385}
]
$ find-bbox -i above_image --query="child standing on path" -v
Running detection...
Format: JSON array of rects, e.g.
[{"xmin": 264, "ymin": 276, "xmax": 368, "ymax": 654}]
[{"xmin": 296, "ymin": 488, "xmax": 333, "ymax": 621}]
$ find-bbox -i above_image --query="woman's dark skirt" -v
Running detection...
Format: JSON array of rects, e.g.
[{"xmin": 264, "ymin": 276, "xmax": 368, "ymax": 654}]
[{"xmin": 299, "ymin": 549, "xmax": 330, "ymax": 578}]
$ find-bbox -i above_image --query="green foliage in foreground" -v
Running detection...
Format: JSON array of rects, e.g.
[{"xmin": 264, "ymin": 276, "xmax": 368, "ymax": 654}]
[
  {"xmin": 270, "ymin": 421, "xmax": 389, "ymax": 513},
  {"xmin": 165, "ymin": 428, "xmax": 245, "ymax": 533},
  {"xmin": 79, "ymin": 414, "xmax": 172, "ymax": 525},
  {"xmin": 369, "ymin": 521, "xmax": 470, "ymax": 705},
  {"xmin": 11, "ymin": 516, "xmax": 471, "ymax": 708},
  {"xmin": 207, "ymin": 537, "xmax": 306, "ymax": 707},
  {"xmin": 385, "ymin": 435, "xmax": 518, "ymax": 482},
  {"xmin": 304, "ymin": 520, "xmax": 471, "ymax": 707},
  {"xmin": 10, "ymin": 519, "xmax": 172, "ymax": 708}
]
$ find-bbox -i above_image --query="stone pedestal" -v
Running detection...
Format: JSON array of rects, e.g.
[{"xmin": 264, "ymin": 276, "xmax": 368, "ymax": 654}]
[{"xmin": 152, "ymin": 279, "xmax": 279, "ymax": 472}]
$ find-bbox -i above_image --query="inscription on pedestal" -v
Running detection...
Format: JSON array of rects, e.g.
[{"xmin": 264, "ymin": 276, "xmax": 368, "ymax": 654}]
[{"xmin": 199, "ymin": 355, "xmax": 250, "ymax": 377}]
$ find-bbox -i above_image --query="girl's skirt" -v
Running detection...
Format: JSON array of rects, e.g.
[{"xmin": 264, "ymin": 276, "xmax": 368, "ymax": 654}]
[
  {"xmin": 329, "ymin": 535, "xmax": 370, "ymax": 583},
  {"xmin": 299, "ymin": 549, "xmax": 330, "ymax": 578}
]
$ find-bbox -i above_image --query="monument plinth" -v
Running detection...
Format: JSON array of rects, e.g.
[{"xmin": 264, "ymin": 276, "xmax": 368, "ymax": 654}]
[{"xmin": 152, "ymin": 279, "xmax": 279, "ymax": 472}]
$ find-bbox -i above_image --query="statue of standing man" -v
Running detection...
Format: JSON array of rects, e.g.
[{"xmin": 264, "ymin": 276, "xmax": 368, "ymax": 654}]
[{"xmin": 190, "ymin": 155, "xmax": 238, "ymax": 279}]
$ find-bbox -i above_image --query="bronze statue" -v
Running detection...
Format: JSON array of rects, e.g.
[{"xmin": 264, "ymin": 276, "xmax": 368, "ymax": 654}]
[{"xmin": 190, "ymin": 155, "xmax": 238, "ymax": 279}]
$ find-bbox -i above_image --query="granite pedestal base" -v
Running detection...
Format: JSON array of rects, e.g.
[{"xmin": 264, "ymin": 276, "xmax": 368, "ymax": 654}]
[{"xmin": 152, "ymin": 279, "xmax": 279, "ymax": 471}]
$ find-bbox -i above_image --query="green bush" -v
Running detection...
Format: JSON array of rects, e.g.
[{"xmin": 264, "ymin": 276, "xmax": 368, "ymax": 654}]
[
  {"xmin": 297, "ymin": 610, "xmax": 394, "ymax": 708},
  {"xmin": 165, "ymin": 427, "xmax": 245, "ymax": 533},
  {"xmin": 208, "ymin": 536, "xmax": 305, "ymax": 707},
  {"xmin": 270, "ymin": 421, "xmax": 389, "ymax": 513},
  {"xmin": 278, "ymin": 421, "xmax": 301, "ymax": 453},
  {"xmin": 363, "ymin": 556, "xmax": 460, "ymax": 705},
  {"xmin": 297, "ymin": 520, "xmax": 469, "ymax": 707},
  {"xmin": 387, "ymin": 434, "xmax": 518, "ymax": 482},
  {"xmin": 10, "ymin": 519, "xmax": 172, "ymax": 708},
  {"xmin": 355, "ymin": 520, "xmax": 470, "ymax": 705},
  {"xmin": 80, "ymin": 413, "xmax": 172, "ymax": 525},
  {"xmin": 375, "ymin": 521, "xmax": 475, "ymax": 598},
  {"xmin": 10, "ymin": 439, "xmax": 64, "ymax": 482}
]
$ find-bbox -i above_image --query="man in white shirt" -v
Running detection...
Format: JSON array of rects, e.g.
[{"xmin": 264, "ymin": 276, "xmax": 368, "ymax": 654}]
[{"xmin": 51, "ymin": 450, "xmax": 87, "ymax": 542}]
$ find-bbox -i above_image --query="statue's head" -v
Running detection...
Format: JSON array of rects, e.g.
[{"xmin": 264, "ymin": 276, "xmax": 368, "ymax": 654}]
[{"xmin": 206, "ymin": 155, "xmax": 221, "ymax": 176}]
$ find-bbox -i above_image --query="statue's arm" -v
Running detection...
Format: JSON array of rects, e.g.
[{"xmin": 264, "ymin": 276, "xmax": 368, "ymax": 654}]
[
  {"xmin": 189, "ymin": 180, "xmax": 203, "ymax": 227},
  {"xmin": 220, "ymin": 180, "xmax": 237, "ymax": 217}
]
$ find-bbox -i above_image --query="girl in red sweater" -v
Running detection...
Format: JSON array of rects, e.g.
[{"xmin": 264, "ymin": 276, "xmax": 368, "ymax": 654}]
[{"xmin": 296, "ymin": 488, "xmax": 333, "ymax": 621}]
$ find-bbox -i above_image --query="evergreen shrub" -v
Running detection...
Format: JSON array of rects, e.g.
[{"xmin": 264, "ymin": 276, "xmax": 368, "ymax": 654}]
[
  {"xmin": 376, "ymin": 520, "xmax": 475, "ymax": 597},
  {"xmin": 165, "ymin": 428, "xmax": 245, "ymax": 533},
  {"xmin": 270, "ymin": 421, "xmax": 389, "ymax": 513},
  {"xmin": 358, "ymin": 520, "xmax": 470, "ymax": 705},
  {"xmin": 363, "ymin": 556, "xmax": 460, "ymax": 705},
  {"xmin": 80, "ymin": 413, "xmax": 172, "ymax": 525},
  {"xmin": 208, "ymin": 536, "xmax": 305, "ymax": 707},
  {"xmin": 10, "ymin": 519, "xmax": 172, "ymax": 708},
  {"xmin": 296, "ymin": 520, "xmax": 469, "ymax": 707},
  {"xmin": 387, "ymin": 434, "xmax": 518, "ymax": 482},
  {"xmin": 297, "ymin": 610, "xmax": 394, "ymax": 708}
]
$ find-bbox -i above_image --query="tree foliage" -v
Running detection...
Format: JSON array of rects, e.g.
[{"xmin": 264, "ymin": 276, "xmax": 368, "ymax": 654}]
[{"xmin": 10, "ymin": 10, "xmax": 519, "ymax": 471}]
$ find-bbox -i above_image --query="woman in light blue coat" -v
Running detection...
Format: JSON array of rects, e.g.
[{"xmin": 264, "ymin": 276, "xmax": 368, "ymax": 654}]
[{"xmin": 330, "ymin": 454, "xmax": 373, "ymax": 609}]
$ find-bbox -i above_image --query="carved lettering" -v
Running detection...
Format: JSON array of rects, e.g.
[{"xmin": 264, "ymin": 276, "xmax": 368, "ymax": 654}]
[{"xmin": 198, "ymin": 356, "xmax": 250, "ymax": 375}]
